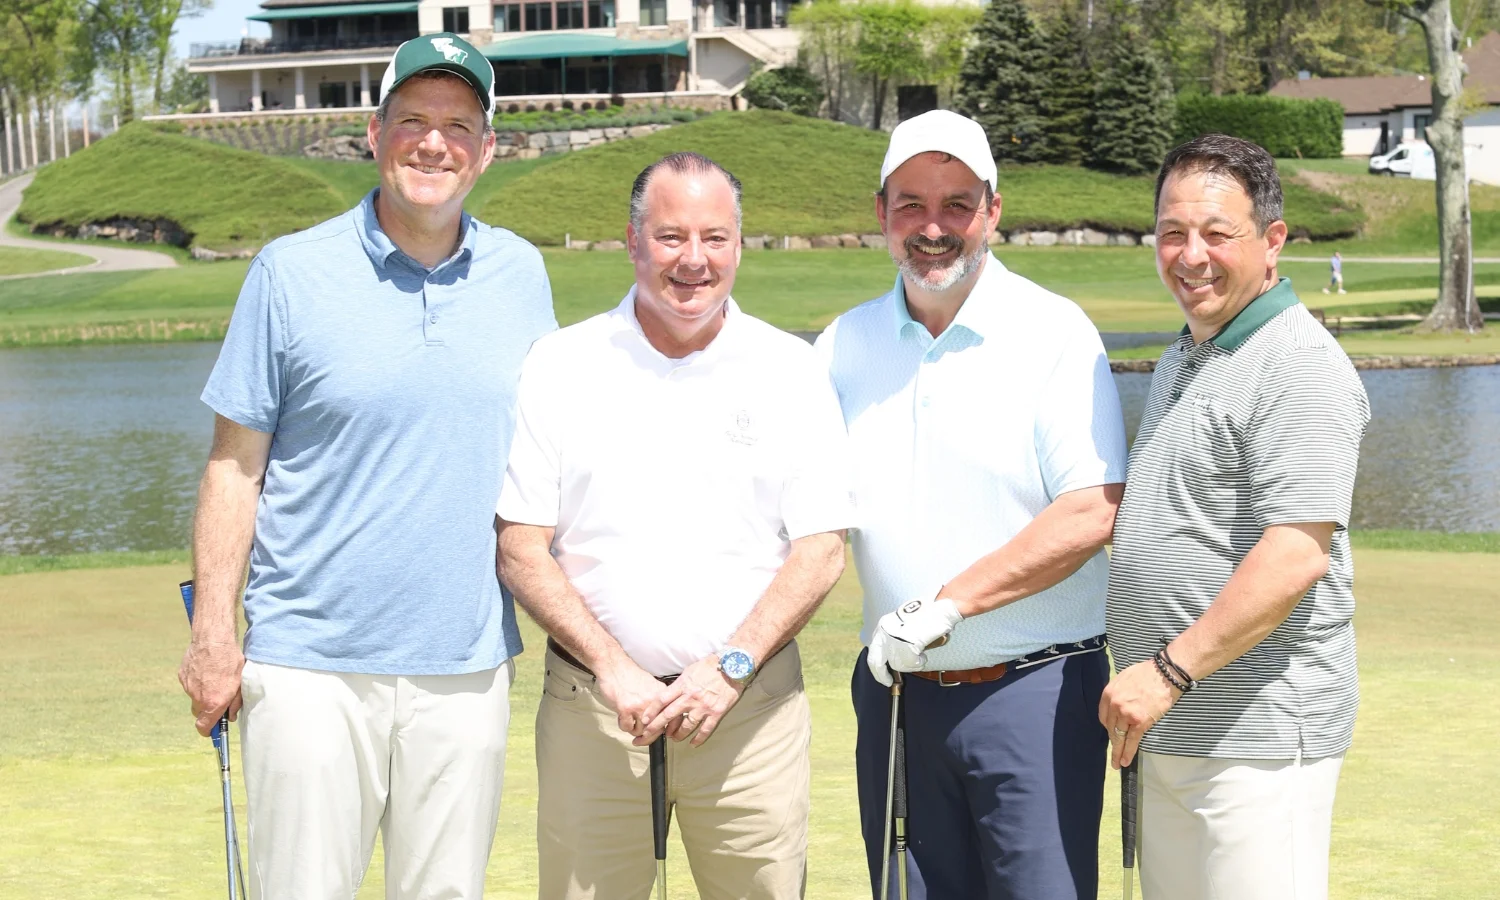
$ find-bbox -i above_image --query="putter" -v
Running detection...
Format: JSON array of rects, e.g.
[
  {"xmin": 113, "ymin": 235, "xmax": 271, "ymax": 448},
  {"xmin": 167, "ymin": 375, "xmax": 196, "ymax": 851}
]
[
  {"xmin": 892, "ymin": 673, "xmax": 910, "ymax": 900},
  {"xmin": 1122, "ymin": 756, "xmax": 1140, "ymax": 900},
  {"xmin": 878, "ymin": 672, "xmax": 904, "ymax": 900},
  {"xmin": 650, "ymin": 735, "xmax": 669, "ymax": 900},
  {"xmin": 179, "ymin": 581, "xmax": 247, "ymax": 900}
]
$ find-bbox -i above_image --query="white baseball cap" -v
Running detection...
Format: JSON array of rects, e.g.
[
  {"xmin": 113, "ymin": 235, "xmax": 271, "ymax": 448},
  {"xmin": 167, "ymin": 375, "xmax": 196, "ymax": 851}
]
[{"xmin": 880, "ymin": 110, "xmax": 997, "ymax": 193}]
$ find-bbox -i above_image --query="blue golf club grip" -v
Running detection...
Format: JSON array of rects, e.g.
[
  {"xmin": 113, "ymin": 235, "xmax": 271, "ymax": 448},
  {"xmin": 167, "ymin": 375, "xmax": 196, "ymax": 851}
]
[
  {"xmin": 178, "ymin": 581, "xmax": 225, "ymax": 747},
  {"xmin": 1122, "ymin": 757, "xmax": 1140, "ymax": 868}
]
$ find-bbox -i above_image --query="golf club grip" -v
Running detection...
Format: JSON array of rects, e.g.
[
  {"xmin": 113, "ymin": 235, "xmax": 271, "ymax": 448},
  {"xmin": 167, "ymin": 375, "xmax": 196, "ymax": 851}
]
[
  {"xmin": 179, "ymin": 581, "xmax": 225, "ymax": 746},
  {"xmin": 1122, "ymin": 758, "xmax": 1140, "ymax": 868},
  {"xmin": 649, "ymin": 736, "xmax": 668, "ymax": 859},
  {"xmin": 892, "ymin": 714, "xmax": 907, "ymax": 819}
]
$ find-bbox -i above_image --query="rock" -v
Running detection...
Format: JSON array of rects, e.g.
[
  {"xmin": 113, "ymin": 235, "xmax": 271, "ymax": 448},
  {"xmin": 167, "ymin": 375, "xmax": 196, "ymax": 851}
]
[
  {"xmin": 568, "ymin": 240, "xmax": 592, "ymax": 251},
  {"xmin": 588, "ymin": 138, "xmax": 607, "ymax": 147},
  {"xmin": 568, "ymin": 130, "xmax": 590, "ymax": 147},
  {"xmin": 516, "ymin": 147, "xmax": 542, "ymax": 160},
  {"xmin": 860, "ymin": 233, "xmax": 886, "ymax": 249},
  {"xmin": 785, "ymin": 235, "xmax": 812, "ymax": 250},
  {"xmin": 1108, "ymin": 233, "xmax": 1137, "ymax": 246},
  {"xmin": 1080, "ymin": 228, "xmax": 1110, "ymax": 246},
  {"xmin": 593, "ymin": 239, "xmax": 626, "ymax": 251},
  {"xmin": 604, "ymin": 127, "xmax": 625, "ymax": 140},
  {"xmin": 988, "ymin": 230, "xmax": 1006, "ymax": 245},
  {"xmin": 1008, "ymin": 230, "xmax": 1031, "ymax": 246},
  {"xmin": 839, "ymin": 233, "xmax": 861, "ymax": 248},
  {"xmin": 587, "ymin": 128, "xmax": 605, "ymax": 140},
  {"xmin": 743, "ymin": 235, "xmax": 767, "ymax": 250},
  {"xmin": 190, "ymin": 246, "xmax": 256, "ymax": 261},
  {"xmin": 527, "ymin": 132, "xmax": 549, "ymax": 150},
  {"xmin": 547, "ymin": 131, "xmax": 572, "ymax": 149},
  {"xmin": 811, "ymin": 235, "xmax": 840, "ymax": 249},
  {"xmin": 494, "ymin": 144, "xmax": 516, "ymax": 158},
  {"xmin": 627, "ymin": 125, "xmax": 655, "ymax": 138},
  {"xmin": 1140, "ymin": 234, "xmax": 1157, "ymax": 248},
  {"xmin": 302, "ymin": 134, "xmax": 373, "ymax": 161},
  {"xmin": 1028, "ymin": 231, "xmax": 1058, "ymax": 246},
  {"xmin": 1062, "ymin": 229, "xmax": 1085, "ymax": 245}
]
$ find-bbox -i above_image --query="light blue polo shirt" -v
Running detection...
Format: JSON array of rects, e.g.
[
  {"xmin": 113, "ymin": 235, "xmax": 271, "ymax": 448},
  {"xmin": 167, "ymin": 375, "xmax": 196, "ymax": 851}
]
[
  {"xmin": 816, "ymin": 254, "xmax": 1127, "ymax": 668},
  {"xmin": 202, "ymin": 189, "xmax": 557, "ymax": 675}
]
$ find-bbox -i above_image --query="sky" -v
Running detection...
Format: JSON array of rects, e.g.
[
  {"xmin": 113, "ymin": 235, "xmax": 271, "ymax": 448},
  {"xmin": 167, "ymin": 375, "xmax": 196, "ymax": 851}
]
[{"xmin": 172, "ymin": 0, "xmax": 271, "ymax": 60}]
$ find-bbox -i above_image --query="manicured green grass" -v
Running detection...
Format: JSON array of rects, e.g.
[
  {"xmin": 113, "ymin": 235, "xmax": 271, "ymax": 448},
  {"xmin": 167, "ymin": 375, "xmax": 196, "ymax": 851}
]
[
  {"xmin": 279, "ymin": 155, "xmax": 557, "ymax": 213},
  {"xmin": 1350, "ymin": 531, "xmax": 1500, "ymax": 553},
  {"xmin": 482, "ymin": 111, "xmax": 1364, "ymax": 245},
  {"xmin": 0, "ymin": 245, "xmax": 92, "ymax": 276},
  {"xmin": 1286, "ymin": 167, "xmax": 1500, "ymax": 255},
  {"xmin": 16, "ymin": 123, "xmax": 348, "ymax": 252},
  {"xmin": 1, "ymin": 549, "xmax": 1496, "ymax": 898},
  {"xmin": 1279, "ymin": 158, "xmax": 1372, "ymax": 177},
  {"xmin": 0, "ymin": 549, "xmax": 192, "ymax": 577},
  {"xmin": 3, "ymin": 245, "xmax": 1495, "ymax": 348}
]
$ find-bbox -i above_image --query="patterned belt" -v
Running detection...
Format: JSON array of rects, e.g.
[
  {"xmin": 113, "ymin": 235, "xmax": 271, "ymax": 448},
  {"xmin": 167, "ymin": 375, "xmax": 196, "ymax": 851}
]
[{"xmin": 907, "ymin": 634, "xmax": 1108, "ymax": 687}]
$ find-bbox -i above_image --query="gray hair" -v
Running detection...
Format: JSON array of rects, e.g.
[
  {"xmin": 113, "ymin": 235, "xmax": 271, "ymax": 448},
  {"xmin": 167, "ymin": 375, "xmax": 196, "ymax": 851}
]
[
  {"xmin": 374, "ymin": 71, "xmax": 494, "ymax": 137},
  {"xmin": 629, "ymin": 152, "xmax": 743, "ymax": 232},
  {"xmin": 1155, "ymin": 133, "xmax": 1283, "ymax": 234}
]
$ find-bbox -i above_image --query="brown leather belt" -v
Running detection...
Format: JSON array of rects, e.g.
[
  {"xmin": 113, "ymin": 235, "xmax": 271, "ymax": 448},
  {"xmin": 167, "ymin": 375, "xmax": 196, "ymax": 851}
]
[
  {"xmin": 547, "ymin": 638, "xmax": 679, "ymax": 684},
  {"xmin": 909, "ymin": 662, "xmax": 1009, "ymax": 686}
]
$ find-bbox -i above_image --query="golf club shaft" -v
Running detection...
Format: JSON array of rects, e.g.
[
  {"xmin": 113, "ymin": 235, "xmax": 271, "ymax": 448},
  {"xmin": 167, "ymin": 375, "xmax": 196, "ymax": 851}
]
[
  {"xmin": 1122, "ymin": 757, "xmax": 1140, "ymax": 900},
  {"xmin": 180, "ymin": 581, "xmax": 245, "ymax": 900},
  {"xmin": 649, "ymin": 736, "xmax": 668, "ymax": 900},
  {"xmin": 892, "ymin": 673, "xmax": 908, "ymax": 900},
  {"xmin": 879, "ymin": 675, "xmax": 901, "ymax": 900}
]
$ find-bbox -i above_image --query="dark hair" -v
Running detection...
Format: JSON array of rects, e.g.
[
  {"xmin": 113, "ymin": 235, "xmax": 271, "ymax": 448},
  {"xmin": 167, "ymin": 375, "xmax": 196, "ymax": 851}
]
[
  {"xmin": 1154, "ymin": 133, "xmax": 1282, "ymax": 234},
  {"xmin": 629, "ymin": 152, "xmax": 743, "ymax": 231},
  {"xmin": 374, "ymin": 71, "xmax": 494, "ymax": 136}
]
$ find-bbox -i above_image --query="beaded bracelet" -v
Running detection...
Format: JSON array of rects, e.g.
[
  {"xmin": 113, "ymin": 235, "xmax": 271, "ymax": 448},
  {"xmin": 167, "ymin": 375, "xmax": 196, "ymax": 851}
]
[
  {"xmin": 1153, "ymin": 651, "xmax": 1192, "ymax": 693},
  {"xmin": 1157, "ymin": 641, "xmax": 1199, "ymax": 691}
]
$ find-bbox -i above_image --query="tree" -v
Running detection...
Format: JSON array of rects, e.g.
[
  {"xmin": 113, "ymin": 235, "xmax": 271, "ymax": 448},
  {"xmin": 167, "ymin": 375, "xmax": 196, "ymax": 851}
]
[
  {"xmin": 143, "ymin": 0, "xmax": 209, "ymax": 114},
  {"xmin": 791, "ymin": 0, "xmax": 858, "ymax": 122},
  {"xmin": 75, "ymin": 0, "xmax": 150, "ymax": 122},
  {"xmin": 1087, "ymin": 28, "xmax": 1176, "ymax": 175},
  {"xmin": 742, "ymin": 64, "xmax": 824, "ymax": 116},
  {"xmin": 1037, "ymin": 8, "xmax": 1094, "ymax": 165},
  {"xmin": 1374, "ymin": 0, "xmax": 1484, "ymax": 331},
  {"xmin": 953, "ymin": 0, "xmax": 1050, "ymax": 164},
  {"xmin": 923, "ymin": 4, "xmax": 982, "ymax": 107},
  {"xmin": 158, "ymin": 58, "xmax": 207, "ymax": 113},
  {"xmin": 852, "ymin": 0, "xmax": 928, "ymax": 130}
]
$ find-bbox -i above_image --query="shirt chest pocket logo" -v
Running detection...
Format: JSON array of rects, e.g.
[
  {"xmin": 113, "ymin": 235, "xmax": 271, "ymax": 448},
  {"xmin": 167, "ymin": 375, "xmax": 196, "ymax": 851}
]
[{"xmin": 727, "ymin": 409, "xmax": 759, "ymax": 446}]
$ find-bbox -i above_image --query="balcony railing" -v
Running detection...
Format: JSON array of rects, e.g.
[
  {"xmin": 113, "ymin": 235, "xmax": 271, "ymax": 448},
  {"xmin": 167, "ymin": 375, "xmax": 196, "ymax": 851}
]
[{"xmin": 189, "ymin": 33, "xmax": 410, "ymax": 59}]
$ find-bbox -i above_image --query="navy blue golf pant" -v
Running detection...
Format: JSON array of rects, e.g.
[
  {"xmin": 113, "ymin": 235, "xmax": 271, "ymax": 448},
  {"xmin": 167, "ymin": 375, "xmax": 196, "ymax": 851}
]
[{"xmin": 852, "ymin": 648, "xmax": 1109, "ymax": 900}]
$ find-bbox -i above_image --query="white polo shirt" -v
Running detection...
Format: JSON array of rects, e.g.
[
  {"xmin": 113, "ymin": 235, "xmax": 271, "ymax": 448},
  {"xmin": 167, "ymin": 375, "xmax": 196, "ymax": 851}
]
[
  {"xmin": 498, "ymin": 288, "xmax": 857, "ymax": 677},
  {"xmin": 815, "ymin": 254, "xmax": 1127, "ymax": 669}
]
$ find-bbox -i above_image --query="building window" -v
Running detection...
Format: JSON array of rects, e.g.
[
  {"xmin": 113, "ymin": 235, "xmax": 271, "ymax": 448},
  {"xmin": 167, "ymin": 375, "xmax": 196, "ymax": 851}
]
[
  {"xmin": 525, "ymin": 1, "xmax": 553, "ymax": 29},
  {"xmin": 442, "ymin": 6, "xmax": 470, "ymax": 32},
  {"xmin": 557, "ymin": 0, "xmax": 585, "ymax": 28},
  {"xmin": 641, "ymin": 0, "xmax": 666, "ymax": 26},
  {"xmin": 588, "ymin": 0, "xmax": 614, "ymax": 26},
  {"xmin": 1414, "ymin": 113, "xmax": 1431, "ymax": 141},
  {"xmin": 495, "ymin": 3, "xmax": 520, "ymax": 31}
]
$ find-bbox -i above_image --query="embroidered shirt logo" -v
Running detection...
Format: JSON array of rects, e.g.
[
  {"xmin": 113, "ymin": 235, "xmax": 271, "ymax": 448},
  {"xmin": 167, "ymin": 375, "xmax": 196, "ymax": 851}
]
[
  {"xmin": 431, "ymin": 37, "xmax": 468, "ymax": 64},
  {"xmin": 727, "ymin": 409, "xmax": 758, "ymax": 446}
]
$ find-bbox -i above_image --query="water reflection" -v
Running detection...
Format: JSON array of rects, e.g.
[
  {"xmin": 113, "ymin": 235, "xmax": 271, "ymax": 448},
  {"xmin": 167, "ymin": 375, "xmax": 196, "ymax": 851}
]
[{"xmin": 0, "ymin": 345, "xmax": 1496, "ymax": 556}]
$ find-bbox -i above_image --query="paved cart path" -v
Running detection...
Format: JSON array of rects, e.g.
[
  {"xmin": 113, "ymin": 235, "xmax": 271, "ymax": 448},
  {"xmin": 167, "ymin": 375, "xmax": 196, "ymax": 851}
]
[{"xmin": 0, "ymin": 174, "xmax": 177, "ymax": 280}]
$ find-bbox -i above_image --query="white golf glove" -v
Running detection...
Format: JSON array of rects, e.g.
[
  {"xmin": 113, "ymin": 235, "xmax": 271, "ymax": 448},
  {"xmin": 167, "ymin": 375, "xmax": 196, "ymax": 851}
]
[{"xmin": 867, "ymin": 596, "xmax": 963, "ymax": 686}]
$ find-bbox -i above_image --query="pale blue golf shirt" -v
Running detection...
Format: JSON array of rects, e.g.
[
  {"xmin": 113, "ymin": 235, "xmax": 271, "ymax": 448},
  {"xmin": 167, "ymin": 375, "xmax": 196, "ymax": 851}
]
[
  {"xmin": 202, "ymin": 189, "xmax": 557, "ymax": 675},
  {"xmin": 815, "ymin": 254, "xmax": 1127, "ymax": 669}
]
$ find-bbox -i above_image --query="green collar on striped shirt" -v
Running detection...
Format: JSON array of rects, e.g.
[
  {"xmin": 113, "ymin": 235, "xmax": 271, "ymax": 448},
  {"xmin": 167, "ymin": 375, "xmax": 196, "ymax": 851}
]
[{"xmin": 1177, "ymin": 276, "xmax": 1301, "ymax": 351}]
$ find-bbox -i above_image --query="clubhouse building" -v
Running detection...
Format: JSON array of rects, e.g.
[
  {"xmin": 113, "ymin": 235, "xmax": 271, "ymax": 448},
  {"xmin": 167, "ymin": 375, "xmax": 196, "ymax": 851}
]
[{"xmin": 186, "ymin": 0, "xmax": 811, "ymax": 114}]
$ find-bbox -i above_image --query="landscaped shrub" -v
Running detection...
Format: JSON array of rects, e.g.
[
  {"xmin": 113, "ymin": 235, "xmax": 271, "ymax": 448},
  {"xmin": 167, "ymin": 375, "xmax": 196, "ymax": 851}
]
[
  {"xmin": 741, "ymin": 66, "xmax": 824, "ymax": 117},
  {"xmin": 1174, "ymin": 94, "xmax": 1343, "ymax": 158}
]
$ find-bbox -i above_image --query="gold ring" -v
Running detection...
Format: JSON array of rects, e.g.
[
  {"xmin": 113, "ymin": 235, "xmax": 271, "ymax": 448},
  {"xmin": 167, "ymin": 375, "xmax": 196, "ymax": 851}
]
[
  {"xmin": 682, "ymin": 713, "xmax": 696, "ymax": 726},
  {"xmin": 1113, "ymin": 727, "xmax": 1127, "ymax": 737}
]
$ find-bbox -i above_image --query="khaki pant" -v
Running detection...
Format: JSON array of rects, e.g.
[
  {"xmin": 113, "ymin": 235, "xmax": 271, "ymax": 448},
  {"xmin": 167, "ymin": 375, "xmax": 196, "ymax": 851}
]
[
  {"xmin": 536, "ymin": 642, "xmax": 811, "ymax": 900},
  {"xmin": 1140, "ymin": 750, "xmax": 1345, "ymax": 900},
  {"xmin": 239, "ymin": 659, "xmax": 514, "ymax": 900}
]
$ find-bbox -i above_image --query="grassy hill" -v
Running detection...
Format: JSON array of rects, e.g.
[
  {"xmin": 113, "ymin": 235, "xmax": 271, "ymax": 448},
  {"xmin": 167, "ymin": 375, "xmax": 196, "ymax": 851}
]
[{"xmin": 481, "ymin": 110, "xmax": 1365, "ymax": 245}]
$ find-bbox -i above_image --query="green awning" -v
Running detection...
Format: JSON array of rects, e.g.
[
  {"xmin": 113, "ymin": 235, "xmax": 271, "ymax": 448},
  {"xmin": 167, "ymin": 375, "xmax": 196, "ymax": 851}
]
[
  {"xmin": 249, "ymin": 2, "xmax": 417, "ymax": 21},
  {"xmin": 481, "ymin": 34, "xmax": 687, "ymax": 61}
]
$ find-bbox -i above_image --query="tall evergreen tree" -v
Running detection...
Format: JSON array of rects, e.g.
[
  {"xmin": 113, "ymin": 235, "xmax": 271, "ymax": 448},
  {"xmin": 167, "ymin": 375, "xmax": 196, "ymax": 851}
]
[
  {"xmin": 1037, "ymin": 9, "xmax": 1093, "ymax": 166},
  {"xmin": 1087, "ymin": 31, "xmax": 1176, "ymax": 175},
  {"xmin": 953, "ymin": 0, "xmax": 1049, "ymax": 165}
]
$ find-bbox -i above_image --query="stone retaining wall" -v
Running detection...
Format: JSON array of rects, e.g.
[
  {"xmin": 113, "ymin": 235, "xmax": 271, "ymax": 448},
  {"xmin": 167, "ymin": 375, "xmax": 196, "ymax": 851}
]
[
  {"xmin": 562, "ymin": 229, "xmax": 1154, "ymax": 250},
  {"xmin": 493, "ymin": 122, "xmax": 674, "ymax": 161},
  {"xmin": 1111, "ymin": 354, "xmax": 1500, "ymax": 373},
  {"xmin": 37, "ymin": 218, "xmax": 189, "ymax": 247}
]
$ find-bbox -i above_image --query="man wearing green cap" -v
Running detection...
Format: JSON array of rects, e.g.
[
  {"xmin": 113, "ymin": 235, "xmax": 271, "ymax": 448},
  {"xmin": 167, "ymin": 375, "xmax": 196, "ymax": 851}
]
[{"xmin": 178, "ymin": 32, "xmax": 555, "ymax": 900}]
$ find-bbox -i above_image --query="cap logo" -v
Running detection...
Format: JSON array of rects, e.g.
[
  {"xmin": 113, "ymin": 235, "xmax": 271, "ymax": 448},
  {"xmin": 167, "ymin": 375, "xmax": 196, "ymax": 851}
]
[{"xmin": 431, "ymin": 37, "xmax": 468, "ymax": 64}]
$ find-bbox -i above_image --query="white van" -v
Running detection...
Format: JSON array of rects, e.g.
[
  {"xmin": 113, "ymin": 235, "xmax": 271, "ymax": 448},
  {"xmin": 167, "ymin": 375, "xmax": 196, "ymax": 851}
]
[{"xmin": 1368, "ymin": 142, "xmax": 1433, "ymax": 177}]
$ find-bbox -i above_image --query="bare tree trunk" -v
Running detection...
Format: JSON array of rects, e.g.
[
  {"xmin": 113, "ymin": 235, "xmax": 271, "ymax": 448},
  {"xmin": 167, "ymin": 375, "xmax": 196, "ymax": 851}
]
[
  {"xmin": 871, "ymin": 75, "xmax": 885, "ymax": 130},
  {"xmin": 1, "ymin": 89, "xmax": 12, "ymax": 174},
  {"xmin": 47, "ymin": 101, "xmax": 57, "ymax": 162},
  {"xmin": 29, "ymin": 98, "xmax": 40, "ymax": 168},
  {"xmin": 63, "ymin": 102, "xmax": 71, "ymax": 157},
  {"xmin": 1418, "ymin": 0, "xmax": 1484, "ymax": 331},
  {"xmin": 83, "ymin": 104, "xmax": 91, "ymax": 147}
]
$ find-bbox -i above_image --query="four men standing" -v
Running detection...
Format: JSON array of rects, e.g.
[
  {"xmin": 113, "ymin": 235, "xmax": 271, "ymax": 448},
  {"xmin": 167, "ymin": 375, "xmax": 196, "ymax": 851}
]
[{"xmin": 181, "ymin": 39, "xmax": 1368, "ymax": 896}]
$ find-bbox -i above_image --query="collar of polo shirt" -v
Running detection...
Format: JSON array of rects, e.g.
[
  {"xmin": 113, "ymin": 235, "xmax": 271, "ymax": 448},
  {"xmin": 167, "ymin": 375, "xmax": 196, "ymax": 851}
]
[
  {"xmin": 357, "ymin": 189, "xmax": 477, "ymax": 271},
  {"xmin": 620, "ymin": 285, "xmax": 742, "ymax": 363},
  {"xmin": 1179, "ymin": 277, "xmax": 1300, "ymax": 351},
  {"xmin": 890, "ymin": 251, "xmax": 1006, "ymax": 341}
]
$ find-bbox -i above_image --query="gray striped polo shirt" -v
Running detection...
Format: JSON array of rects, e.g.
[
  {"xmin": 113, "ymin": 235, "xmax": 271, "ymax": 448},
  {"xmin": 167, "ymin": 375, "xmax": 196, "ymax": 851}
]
[{"xmin": 1107, "ymin": 278, "xmax": 1370, "ymax": 759}]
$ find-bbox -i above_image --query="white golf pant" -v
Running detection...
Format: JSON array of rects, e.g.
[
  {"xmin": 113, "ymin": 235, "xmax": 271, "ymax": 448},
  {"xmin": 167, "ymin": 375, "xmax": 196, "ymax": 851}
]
[
  {"xmin": 239, "ymin": 658, "xmax": 513, "ymax": 900},
  {"xmin": 1139, "ymin": 750, "xmax": 1345, "ymax": 900}
]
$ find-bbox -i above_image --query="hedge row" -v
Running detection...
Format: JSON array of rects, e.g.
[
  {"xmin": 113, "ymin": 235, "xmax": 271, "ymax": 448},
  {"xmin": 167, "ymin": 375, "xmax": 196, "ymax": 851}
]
[{"xmin": 1174, "ymin": 94, "xmax": 1344, "ymax": 159}]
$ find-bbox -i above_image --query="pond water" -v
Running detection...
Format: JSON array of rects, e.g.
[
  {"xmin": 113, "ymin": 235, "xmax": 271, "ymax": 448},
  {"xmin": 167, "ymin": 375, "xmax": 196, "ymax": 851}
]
[{"xmin": 0, "ymin": 342, "xmax": 1496, "ymax": 556}]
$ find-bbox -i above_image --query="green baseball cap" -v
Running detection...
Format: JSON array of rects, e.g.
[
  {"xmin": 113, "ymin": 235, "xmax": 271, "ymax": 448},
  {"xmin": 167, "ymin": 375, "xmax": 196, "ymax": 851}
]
[{"xmin": 378, "ymin": 32, "xmax": 494, "ymax": 118}]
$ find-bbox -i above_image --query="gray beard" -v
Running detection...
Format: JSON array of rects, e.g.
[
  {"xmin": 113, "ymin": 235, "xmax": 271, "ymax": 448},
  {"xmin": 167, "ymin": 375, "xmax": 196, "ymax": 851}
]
[{"xmin": 896, "ymin": 242, "xmax": 988, "ymax": 293}]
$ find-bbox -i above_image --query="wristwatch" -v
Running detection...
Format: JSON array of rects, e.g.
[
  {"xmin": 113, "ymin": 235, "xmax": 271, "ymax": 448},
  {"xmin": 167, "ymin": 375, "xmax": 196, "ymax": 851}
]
[{"xmin": 718, "ymin": 646, "xmax": 757, "ymax": 684}]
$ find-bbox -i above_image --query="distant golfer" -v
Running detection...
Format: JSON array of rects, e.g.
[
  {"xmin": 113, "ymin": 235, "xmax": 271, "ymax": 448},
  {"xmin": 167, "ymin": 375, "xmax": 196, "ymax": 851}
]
[
  {"xmin": 1101, "ymin": 134, "xmax": 1369, "ymax": 900},
  {"xmin": 1323, "ymin": 250, "xmax": 1345, "ymax": 294},
  {"xmin": 497, "ymin": 152, "xmax": 854, "ymax": 899},
  {"xmin": 176, "ymin": 33, "xmax": 556, "ymax": 899},
  {"xmin": 816, "ymin": 110, "xmax": 1127, "ymax": 898}
]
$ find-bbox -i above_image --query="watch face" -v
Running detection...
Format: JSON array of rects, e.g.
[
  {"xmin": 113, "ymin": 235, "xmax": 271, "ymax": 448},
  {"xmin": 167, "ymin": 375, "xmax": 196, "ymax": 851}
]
[{"xmin": 721, "ymin": 649, "xmax": 754, "ymax": 680}]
